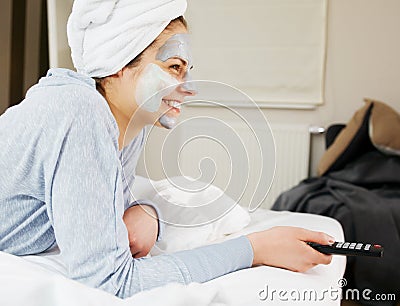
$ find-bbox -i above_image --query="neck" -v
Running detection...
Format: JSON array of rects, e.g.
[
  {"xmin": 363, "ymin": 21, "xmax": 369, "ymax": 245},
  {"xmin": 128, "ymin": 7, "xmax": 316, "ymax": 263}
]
[{"xmin": 106, "ymin": 100, "xmax": 147, "ymax": 151}]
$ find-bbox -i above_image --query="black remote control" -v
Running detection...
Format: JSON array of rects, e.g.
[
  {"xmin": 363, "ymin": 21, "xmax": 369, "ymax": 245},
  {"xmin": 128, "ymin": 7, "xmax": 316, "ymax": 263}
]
[{"xmin": 307, "ymin": 242, "xmax": 384, "ymax": 258}]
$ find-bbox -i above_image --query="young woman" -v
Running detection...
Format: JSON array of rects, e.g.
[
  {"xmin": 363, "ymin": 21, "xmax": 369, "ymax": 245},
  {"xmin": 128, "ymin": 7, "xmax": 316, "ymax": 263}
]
[{"xmin": 0, "ymin": 0, "xmax": 333, "ymax": 299}]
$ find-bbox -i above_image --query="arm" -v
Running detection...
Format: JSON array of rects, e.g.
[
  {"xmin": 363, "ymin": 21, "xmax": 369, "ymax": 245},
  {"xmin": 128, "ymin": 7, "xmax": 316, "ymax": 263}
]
[
  {"xmin": 49, "ymin": 112, "xmax": 253, "ymax": 298},
  {"xmin": 118, "ymin": 129, "xmax": 334, "ymax": 269},
  {"xmin": 119, "ymin": 127, "xmax": 164, "ymax": 243}
]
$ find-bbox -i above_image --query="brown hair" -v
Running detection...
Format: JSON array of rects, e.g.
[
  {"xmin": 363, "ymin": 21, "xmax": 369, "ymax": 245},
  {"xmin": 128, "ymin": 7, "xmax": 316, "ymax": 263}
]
[{"xmin": 95, "ymin": 16, "xmax": 187, "ymax": 96}]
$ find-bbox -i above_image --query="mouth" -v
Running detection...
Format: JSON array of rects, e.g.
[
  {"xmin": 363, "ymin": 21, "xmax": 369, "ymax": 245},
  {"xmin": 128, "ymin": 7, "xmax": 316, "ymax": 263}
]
[{"xmin": 162, "ymin": 99, "xmax": 182, "ymax": 113}]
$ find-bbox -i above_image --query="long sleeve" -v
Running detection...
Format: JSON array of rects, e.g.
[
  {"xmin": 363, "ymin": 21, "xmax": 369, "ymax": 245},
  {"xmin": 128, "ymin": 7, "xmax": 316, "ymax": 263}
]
[
  {"xmin": 0, "ymin": 68, "xmax": 254, "ymax": 299},
  {"xmin": 118, "ymin": 127, "xmax": 165, "ymax": 240},
  {"xmin": 173, "ymin": 236, "xmax": 254, "ymax": 283},
  {"xmin": 48, "ymin": 105, "xmax": 253, "ymax": 299},
  {"xmin": 48, "ymin": 108, "xmax": 191, "ymax": 297}
]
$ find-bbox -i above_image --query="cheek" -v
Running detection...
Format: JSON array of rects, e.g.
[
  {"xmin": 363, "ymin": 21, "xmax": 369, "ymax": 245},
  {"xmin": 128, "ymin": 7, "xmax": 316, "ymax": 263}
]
[{"xmin": 135, "ymin": 63, "xmax": 179, "ymax": 112}]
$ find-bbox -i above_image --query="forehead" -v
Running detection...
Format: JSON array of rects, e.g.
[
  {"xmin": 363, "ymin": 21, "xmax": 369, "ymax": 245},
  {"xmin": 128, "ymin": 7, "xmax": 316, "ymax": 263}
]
[{"xmin": 156, "ymin": 33, "xmax": 192, "ymax": 65}]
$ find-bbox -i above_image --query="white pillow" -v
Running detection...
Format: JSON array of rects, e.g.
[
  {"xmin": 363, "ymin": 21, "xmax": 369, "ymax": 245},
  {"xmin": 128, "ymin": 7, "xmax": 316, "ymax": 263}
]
[{"xmin": 131, "ymin": 176, "xmax": 250, "ymax": 255}]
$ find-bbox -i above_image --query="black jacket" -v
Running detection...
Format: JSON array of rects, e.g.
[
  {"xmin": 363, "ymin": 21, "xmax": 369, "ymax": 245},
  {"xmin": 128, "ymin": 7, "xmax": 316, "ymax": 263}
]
[{"xmin": 272, "ymin": 150, "xmax": 400, "ymax": 306}]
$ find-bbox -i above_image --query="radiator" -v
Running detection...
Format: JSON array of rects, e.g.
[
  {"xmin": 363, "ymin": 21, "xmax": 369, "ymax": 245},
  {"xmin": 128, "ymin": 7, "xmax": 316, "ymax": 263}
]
[
  {"xmin": 176, "ymin": 122, "xmax": 311, "ymax": 210},
  {"xmin": 264, "ymin": 125, "xmax": 310, "ymax": 208}
]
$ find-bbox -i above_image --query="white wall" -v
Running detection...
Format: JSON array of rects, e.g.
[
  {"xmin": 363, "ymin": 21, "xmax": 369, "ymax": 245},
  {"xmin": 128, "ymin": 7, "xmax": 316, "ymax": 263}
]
[
  {"xmin": 158, "ymin": 0, "xmax": 400, "ymax": 177},
  {"xmin": 325, "ymin": 0, "xmax": 400, "ymax": 118},
  {"xmin": 313, "ymin": 0, "xmax": 400, "ymax": 172},
  {"xmin": 47, "ymin": 0, "xmax": 74, "ymax": 69},
  {"xmin": 307, "ymin": 0, "xmax": 400, "ymax": 173},
  {"xmin": 2, "ymin": 0, "xmax": 399, "ymax": 174}
]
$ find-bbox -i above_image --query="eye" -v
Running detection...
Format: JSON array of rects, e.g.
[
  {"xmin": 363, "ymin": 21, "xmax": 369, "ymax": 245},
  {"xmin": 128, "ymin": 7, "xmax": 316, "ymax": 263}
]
[{"xmin": 169, "ymin": 64, "xmax": 181, "ymax": 72}]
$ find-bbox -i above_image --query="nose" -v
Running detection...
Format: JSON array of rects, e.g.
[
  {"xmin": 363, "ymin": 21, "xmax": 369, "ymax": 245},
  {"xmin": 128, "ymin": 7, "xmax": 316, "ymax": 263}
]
[
  {"xmin": 179, "ymin": 81, "xmax": 197, "ymax": 96},
  {"xmin": 178, "ymin": 71, "xmax": 197, "ymax": 96}
]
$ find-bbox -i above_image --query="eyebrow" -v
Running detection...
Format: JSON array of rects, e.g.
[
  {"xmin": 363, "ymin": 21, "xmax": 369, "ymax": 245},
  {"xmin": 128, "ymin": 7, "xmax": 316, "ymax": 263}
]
[{"xmin": 171, "ymin": 56, "xmax": 188, "ymax": 67}]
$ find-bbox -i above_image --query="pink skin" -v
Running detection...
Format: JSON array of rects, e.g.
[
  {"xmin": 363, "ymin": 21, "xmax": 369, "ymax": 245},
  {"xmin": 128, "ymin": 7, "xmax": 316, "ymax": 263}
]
[
  {"xmin": 156, "ymin": 58, "xmax": 196, "ymax": 129},
  {"xmin": 114, "ymin": 24, "xmax": 334, "ymax": 272}
]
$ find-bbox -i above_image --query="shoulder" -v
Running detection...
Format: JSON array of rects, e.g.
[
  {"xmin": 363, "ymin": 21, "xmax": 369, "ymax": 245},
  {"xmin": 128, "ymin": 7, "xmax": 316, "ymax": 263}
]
[
  {"xmin": 23, "ymin": 69, "xmax": 118, "ymax": 138},
  {"xmin": 32, "ymin": 73, "xmax": 106, "ymax": 115}
]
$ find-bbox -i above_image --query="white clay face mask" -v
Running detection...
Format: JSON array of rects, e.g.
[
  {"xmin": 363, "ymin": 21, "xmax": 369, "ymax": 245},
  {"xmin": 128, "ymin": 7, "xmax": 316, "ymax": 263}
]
[
  {"xmin": 156, "ymin": 33, "xmax": 196, "ymax": 92},
  {"xmin": 135, "ymin": 63, "xmax": 179, "ymax": 113},
  {"xmin": 157, "ymin": 34, "xmax": 197, "ymax": 129},
  {"xmin": 158, "ymin": 114, "xmax": 177, "ymax": 129},
  {"xmin": 135, "ymin": 33, "xmax": 196, "ymax": 129}
]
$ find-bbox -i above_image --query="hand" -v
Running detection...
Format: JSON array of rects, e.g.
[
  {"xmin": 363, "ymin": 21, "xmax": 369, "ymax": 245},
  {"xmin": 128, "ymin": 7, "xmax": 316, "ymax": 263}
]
[
  {"xmin": 246, "ymin": 226, "xmax": 333, "ymax": 272},
  {"xmin": 123, "ymin": 205, "xmax": 159, "ymax": 258}
]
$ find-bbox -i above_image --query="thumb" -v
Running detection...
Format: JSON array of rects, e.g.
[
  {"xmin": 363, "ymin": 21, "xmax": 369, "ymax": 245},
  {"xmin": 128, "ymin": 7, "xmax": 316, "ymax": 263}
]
[{"xmin": 301, "ymin": 229, "xmax": 335, "ymax": 245}]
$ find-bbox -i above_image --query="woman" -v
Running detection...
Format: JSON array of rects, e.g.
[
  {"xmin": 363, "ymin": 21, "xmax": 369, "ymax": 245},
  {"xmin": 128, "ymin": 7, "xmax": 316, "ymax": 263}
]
[{"xmin": 0, "ymin": 0, "xmax": 333, "ymax": 299}]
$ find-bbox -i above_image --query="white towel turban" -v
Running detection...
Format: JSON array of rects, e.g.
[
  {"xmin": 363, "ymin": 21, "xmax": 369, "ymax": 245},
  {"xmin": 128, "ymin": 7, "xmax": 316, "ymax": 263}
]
[{"xmin": 67, "ymin": 0, "xmax": 187, "ymax": 78}]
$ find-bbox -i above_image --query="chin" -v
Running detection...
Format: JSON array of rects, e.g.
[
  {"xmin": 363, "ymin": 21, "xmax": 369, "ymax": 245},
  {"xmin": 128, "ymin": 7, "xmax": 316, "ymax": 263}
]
[{"xmin": 158, "ymin": 114, "xmax": 178, "ymax": 129}]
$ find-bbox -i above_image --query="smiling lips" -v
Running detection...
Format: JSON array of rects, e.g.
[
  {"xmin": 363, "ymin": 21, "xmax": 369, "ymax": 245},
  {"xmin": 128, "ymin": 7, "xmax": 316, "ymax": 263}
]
[{"xmin": 162, "ymin": 99, "xmax": 182, "ymax": 112}]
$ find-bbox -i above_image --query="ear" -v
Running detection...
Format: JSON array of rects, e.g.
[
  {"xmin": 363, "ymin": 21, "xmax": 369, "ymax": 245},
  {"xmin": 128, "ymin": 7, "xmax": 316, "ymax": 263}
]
[
  {"xmin": 105, "ymin": 67, "xmax": 126, "ymax": 81},
  {"xmin": 114, "ymin": 66, "xmax": 136, "ymax": 80},
  {"xmin": 110, "ymin": 69, "xmax": 124, "ymax": 79}
]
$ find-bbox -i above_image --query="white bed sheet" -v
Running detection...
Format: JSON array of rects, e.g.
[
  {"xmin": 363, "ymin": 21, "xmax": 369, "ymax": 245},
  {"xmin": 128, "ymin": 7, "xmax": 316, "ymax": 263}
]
[
  {"xmin": 205, "ymin": 209, "xmax": 346, "ymax": 305},
  {"xmin": 0, "ymin": 208, "xmax": 345, "ymax": 306}
]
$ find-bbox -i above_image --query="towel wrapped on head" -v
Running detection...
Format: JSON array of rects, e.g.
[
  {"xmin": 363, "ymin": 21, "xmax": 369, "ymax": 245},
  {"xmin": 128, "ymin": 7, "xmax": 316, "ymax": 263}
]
[{"xmin": 67, "ymin": 0, "xmax": 187, "ymax": 78}]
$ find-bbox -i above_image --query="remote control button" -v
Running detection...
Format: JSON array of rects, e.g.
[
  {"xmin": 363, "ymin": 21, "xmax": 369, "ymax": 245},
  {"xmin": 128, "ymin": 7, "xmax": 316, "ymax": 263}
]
[
  {"xmin": 343, "ymin": 243, "xmax": 350, "ymax": 249},
  {"xmin": 349, "ymin": 243, "xmax": 356, "ymax": 249},
  {"xmin": 336, "ymin": 242, "xmax": 343, "ymax": 248},
  {"xmin": 374, "ymin": 244, "xmax": 382, "ymax": 248},
  {"xmin": 356, "ymin": 243, "xmax": 363, "ymax": 250},
  {"xmin": 365, "ymin": 244, "xmax": 371, "ymax": 251}
]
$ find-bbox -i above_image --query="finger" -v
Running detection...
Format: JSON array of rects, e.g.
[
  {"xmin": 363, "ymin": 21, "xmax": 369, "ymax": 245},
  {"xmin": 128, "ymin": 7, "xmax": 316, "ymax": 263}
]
[
  {"xmin": 130, "ymin": 244, "xmax": 150, "ymax": 258},
  {"xmin": 313, "ymin": 254, "xmax": 332, "ymax": 265},
  {"xmin": 309, "ymin": 248, "xmax": 333, "ymax": 265},
  {"xmin": 300, "ymin": 229, "xmax": 335, "ymax": 245},
  {"xmin": 320, "ymin": 254, "xmax": 333, "ymax": 265},
  {"xmin": 133, "ymin": 250, "xmax": 148, "ymax": 258},
  {"xmin": 299, "ymin": 239, "xmax": 333, "ymax": 265},
  {"xmin": 297, "ymin": 262, "xmax": 316, "ymax": 273},
  {"xmin": 130, "ymin": 244, "xmax": 141, "ymax": 257}
]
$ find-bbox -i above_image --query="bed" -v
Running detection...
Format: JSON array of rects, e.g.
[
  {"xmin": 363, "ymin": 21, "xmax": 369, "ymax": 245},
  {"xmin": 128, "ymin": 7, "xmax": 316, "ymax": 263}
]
[{"xmin": 0, "ymin": 176, "xmax": 346, "ymax": 306}]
